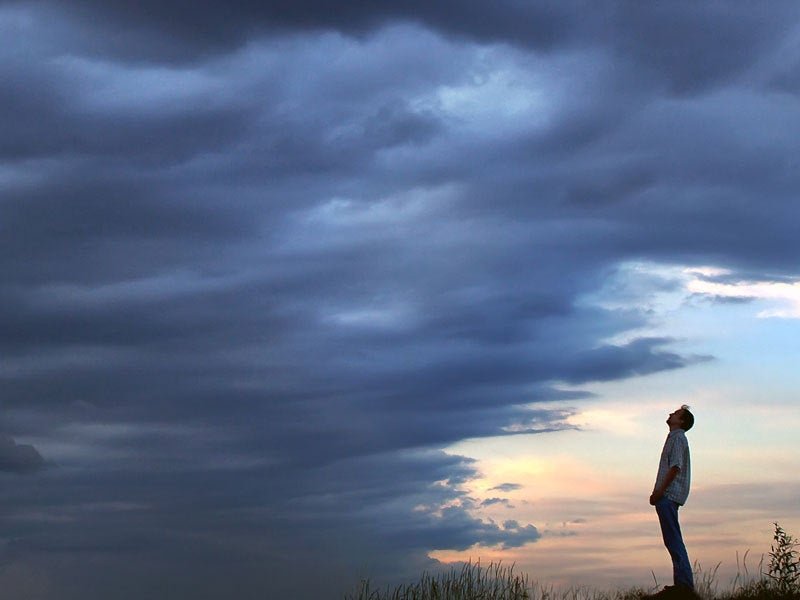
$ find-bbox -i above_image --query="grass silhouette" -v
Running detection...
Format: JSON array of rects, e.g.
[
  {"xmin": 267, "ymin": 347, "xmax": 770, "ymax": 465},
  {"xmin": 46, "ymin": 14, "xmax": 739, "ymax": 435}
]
[{"xmin": 345, "ymin": 524, "xmax": 800, "ymax": 600}]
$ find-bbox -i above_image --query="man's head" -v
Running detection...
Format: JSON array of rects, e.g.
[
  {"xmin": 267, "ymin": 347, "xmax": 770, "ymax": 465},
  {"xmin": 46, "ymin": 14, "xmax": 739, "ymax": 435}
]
[{"xmin": 667, "ymin": 405, "xmax": 694, "ymax": 431}]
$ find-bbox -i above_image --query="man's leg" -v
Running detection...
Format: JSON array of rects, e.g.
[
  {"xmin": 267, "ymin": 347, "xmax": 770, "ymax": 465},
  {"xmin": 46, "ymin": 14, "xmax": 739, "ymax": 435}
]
[{"xmin": 655, "ymin": 497, "xmax": 694, "ymax": 590}]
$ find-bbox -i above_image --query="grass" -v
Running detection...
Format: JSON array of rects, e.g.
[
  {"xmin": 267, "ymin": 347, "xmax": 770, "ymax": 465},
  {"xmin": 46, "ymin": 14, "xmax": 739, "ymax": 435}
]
[{"xmin": 345, "ymin": 524, "xmax": 800, "ymax": 600}]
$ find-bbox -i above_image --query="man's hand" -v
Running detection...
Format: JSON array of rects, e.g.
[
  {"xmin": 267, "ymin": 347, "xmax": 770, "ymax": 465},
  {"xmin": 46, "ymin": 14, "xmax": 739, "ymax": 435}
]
[{"xmin": 649, "ymin": 490, "xmax": 663, "ymax": 506}]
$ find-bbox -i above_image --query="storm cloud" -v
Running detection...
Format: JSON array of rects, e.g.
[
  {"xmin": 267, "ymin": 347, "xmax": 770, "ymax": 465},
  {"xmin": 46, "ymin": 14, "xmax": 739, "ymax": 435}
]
[
  {"xmin": 0, "ymin": 435, "xmax": 44, "ymax": 474},
  {"xmin": 1, "ymin": 2, "xmax": 799, "ymax": 599}
]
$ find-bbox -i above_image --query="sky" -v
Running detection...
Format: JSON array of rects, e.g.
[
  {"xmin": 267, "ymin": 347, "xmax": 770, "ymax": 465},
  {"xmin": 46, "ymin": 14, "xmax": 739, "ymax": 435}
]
[{"xmin": 2, "ymin": 2, "xmax": 800, "ymax": 599}]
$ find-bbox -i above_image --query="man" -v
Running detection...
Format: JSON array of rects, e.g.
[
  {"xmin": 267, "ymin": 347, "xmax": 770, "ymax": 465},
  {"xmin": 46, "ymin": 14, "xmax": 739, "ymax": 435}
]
[{"xmin": 649, "ymin": 405, "xmax": 695, "ymax": 598}]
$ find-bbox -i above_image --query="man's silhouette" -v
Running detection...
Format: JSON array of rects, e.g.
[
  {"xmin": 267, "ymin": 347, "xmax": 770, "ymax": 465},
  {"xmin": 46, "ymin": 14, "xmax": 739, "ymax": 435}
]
[{"xmin": 649, "ymin": 405, "xmax": 695, "ymax": 599}]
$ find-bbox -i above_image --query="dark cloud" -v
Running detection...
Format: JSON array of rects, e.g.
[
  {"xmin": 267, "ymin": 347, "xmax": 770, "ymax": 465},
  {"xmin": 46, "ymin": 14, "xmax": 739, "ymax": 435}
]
[
  {"xmin": 31, "ymin": 1, "xmax": 800, "ymax": 94},
  {"xmin": 480, "ymin": 498, "xmax": 514, "ymax": 509},
  {"xmin": 0, "ymin": 2, "xmax": 797, "ymax": 598},
  {"xmin": 564, "ymin": 337, "xmax": 711, "ymax": 384},
  {"xmin": 26, "ymin": 1, "xmax": 578, "ymax": 63},
  {"xmin": 0, "ymin": 436, "xmax": 44, "ymax": 474},
  {"xmin": 609, "ymin": 2, "xmax": 799, "ymax": 94},
  {"xmin": 489, "ymin": 483, "xmax": 523, "ymax": 493},
  {"xmin": 693, "ymin": 294, "xmax": 756, "ymax": 306}
]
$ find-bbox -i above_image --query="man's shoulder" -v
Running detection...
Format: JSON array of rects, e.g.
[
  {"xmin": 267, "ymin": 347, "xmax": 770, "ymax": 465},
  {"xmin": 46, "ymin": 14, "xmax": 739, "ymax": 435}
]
[{"xmin": 667, "ymin": 429, "xmax": 689, "ymax": 445}]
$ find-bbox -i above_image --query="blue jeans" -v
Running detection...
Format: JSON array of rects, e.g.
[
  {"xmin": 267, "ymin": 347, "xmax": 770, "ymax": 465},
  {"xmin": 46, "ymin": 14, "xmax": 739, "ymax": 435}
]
[{"xmin": 655, "ymin": 496, "xmax": 694, "ymax": 589}]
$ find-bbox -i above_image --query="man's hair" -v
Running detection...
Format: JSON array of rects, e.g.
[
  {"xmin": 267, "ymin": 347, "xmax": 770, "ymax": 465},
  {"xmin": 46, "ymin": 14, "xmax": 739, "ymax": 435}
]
[{"xmin": 680, "ymin": 405, "xmax": 694, "ymax": 431}]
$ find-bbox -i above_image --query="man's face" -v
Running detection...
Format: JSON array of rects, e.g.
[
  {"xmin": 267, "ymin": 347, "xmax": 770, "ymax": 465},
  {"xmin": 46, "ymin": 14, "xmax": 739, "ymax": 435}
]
[{"xmin": 667, "ymin": 408, "xmax": 685, "ymax": 428}]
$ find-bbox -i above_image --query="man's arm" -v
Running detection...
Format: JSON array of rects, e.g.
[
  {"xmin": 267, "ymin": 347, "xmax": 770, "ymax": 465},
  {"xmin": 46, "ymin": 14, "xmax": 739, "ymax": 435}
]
[{"xmin": 650, "ymin": 466, "xmax": 680, "ymax": 505}]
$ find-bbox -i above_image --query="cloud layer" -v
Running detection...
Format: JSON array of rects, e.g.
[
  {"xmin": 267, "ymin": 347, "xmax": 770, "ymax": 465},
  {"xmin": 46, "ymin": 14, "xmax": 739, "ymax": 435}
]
[
  {"xmin": 0, "ymin": 436, "xmax": 44, "ymax": 474},
  {"xmin": 2, "ymin": 2, "xmax": 800, "ymax": 598}
]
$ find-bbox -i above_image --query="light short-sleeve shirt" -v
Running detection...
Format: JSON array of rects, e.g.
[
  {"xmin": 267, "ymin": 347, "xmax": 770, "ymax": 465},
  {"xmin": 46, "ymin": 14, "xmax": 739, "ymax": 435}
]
[{"xmin": 655, "ymin": 429, "xmax": 691, "ymax": 506}]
